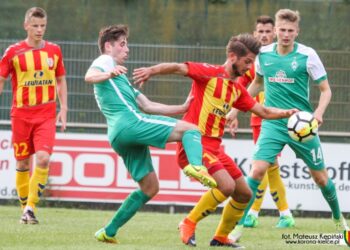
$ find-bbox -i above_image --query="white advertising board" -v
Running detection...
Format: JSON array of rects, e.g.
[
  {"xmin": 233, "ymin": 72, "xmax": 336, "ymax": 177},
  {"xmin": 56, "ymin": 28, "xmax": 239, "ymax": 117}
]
[{"xmin": 0, "ymin": 130, "xmax": 349, "ymax": 212}]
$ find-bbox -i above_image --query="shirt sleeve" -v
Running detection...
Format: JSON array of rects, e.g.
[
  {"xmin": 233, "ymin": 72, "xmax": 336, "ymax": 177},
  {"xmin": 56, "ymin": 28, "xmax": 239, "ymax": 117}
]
[
  {"xmin": 55, "ymin": 46, "xmax": 66, "ymax": 77},
  {"xmin": 90, "ymin": 55, "xmax": 115, "ymax": 73},
  {"xmin": 306, "ymin": 49, "xmax": 327, "ymax": 83},
  {"xmin": 255, "ymin": 55, "xmax": 263, "ymax": 77},
  {"xmin": 233, "ymin": 84, "xmax": 256, "ymax": 112},
  {"xmin": 133, "ymin": 87, "xmax": 141, "ymax": 97},
  {"xmin": 237, "ymin": 65, "xmax": 255, "ymax": 88},
  {"xmin": 0, "ymin": 47, "xmax": 11, "ymax": 78},
  {"xmin": 185, "ymin": 61, "xmax": 218, "ymax": 84}
]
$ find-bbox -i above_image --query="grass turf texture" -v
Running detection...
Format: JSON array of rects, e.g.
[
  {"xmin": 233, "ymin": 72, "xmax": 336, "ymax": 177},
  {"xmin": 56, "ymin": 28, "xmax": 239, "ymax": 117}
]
[{"xmin": 0, "ymin": 205, "xmax": 345, "ymax": 250}]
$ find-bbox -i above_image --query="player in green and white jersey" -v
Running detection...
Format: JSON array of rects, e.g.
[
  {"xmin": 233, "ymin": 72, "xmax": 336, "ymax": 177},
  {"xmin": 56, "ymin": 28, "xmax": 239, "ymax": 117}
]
[
  {"xmin": 84, "ymin": 24, "xmax": 216, "ymax": 244},
  {"xmin": 229, "ymin": 9, "xmax": 348, "ymax": 242}
]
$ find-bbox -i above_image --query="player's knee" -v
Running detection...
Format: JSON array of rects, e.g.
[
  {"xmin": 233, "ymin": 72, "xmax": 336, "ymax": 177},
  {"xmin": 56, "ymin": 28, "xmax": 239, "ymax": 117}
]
[
  {"xmin": 141, "ymin": 182, "xmax": 159, "ymax": 198},
  {"xmin": 177, "ymin": 120, "xmax": 198, "ymax": 133},
  {"xmin": 250, "ymin": 167, "xmax": 265, "ymax": 180},
  {"xmin": 36, "ymin": 155, "xmax": 50, "ymax": 167},
  {"xmin": 313, "ymin": 176, "xmax": 328, "ymax": 187},
  {"xmin": 139, "ymin": 172, "xmax": 159, "ymax": 197},
  {"xmin": 217, "ymin": 181, "xmax": 235, "ymax": 197},
  {"xmin": 145, "ymin": 185, "xmax": 159, "ymax": 198},
  {"xmin": 16, "ymin": 159, "xmax": 30, "ymax": 170},
  {"xmin": 310, "ymin": 170, "xmax": 328, "ymax": 187},
  {"xmin": 232, "ymin": 187, "xmax": 252, "ymax": 203}
]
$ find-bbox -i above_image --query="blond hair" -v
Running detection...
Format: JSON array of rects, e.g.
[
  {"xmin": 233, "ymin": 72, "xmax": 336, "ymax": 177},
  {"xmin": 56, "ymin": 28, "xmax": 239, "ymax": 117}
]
[{"xmin": 275, "ymin": 9, "xmax": 300, "ymax": 24}]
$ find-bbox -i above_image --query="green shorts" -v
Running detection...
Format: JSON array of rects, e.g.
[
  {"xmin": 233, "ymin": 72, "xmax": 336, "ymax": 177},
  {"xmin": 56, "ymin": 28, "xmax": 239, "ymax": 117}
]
[
  {"xmin": 254, "ymin": 121, "xmax": 325, "ymax": 170},
  {"xmin": 111, "ymin": 114, "xmax": 177, "ymax": 182}
]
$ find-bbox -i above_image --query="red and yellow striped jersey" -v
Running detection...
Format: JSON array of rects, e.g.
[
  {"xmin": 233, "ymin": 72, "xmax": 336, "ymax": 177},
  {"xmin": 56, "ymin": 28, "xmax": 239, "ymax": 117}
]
[
  {"xmin": 237, "ymin": 65, "xmax": 264, "ymax": 126},
  {"xmin": 0, "ymin": 40, "xmax": 65, "ymax": 118},
  {"xmin": 184, "ymin": 62, "xmax": 256, "ymax": 138}
]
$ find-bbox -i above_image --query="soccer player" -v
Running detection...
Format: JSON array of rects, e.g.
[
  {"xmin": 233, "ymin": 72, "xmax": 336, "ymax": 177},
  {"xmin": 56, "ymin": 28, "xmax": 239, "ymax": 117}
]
[
  {"xmin": 133, "ymin": 33, "xmax": 297, "ymax": 248},
  {"xmin": 0, "ymin": 7, "xmax": 67, "ymax": 224},
  {"xmin": 85, "ymin": 24, "xmax": 217, "ymax": 244},
  {"xmin": 230, "ymin": 16, "xmax": 295, "ymax": 232},
  {"xmin": 229, "ymin": 9, "xmax": 348, "ymax": 242}
]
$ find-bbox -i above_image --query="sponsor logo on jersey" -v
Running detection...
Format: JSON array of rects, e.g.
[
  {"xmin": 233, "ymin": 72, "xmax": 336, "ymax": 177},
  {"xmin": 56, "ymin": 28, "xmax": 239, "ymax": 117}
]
[
  {"xmin": 24, "ymin": 79, "xmax": 53, "ymax": 86},
  {"xmin": 268, "ymin": 70, "xmax": 295, "ymax": 83},
  {"xmin": 34, "ymin": 71, "xmax": 44, "ymax": 79}
]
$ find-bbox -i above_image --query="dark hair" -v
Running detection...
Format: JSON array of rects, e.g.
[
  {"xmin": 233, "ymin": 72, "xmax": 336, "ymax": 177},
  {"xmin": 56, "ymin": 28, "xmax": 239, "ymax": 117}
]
[
  {"xmin": 24, "ymin": 7, "xmax": 47, "ymax": 23},
  {"xmin": 98, "ymin": 24, "xmax": 129, "ymax": 54},
  {"xmin": 256, "ymin": 15, "xmax": 274, "ymax": 26},
  {"xmin": 226, "ymin": 33, "xmax": 261, "ymax": 56}
]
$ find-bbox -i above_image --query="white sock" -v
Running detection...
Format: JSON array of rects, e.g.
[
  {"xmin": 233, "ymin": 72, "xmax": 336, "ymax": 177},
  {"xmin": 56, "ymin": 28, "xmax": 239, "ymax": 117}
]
[
  {"xmin": 279, "ymin": 209, "xmax": 292, "ymax": 217},
  {"xmin": 24, "ymin": 205, "xmax": 34, "ymax": 213}
]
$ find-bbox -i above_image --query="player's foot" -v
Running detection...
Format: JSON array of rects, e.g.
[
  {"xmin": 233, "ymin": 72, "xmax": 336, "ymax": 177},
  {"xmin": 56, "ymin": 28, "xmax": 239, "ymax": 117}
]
[
  {"xmin": 95, "ymin": 228, "xmax": 118, "ymax": 244},
  {"xmin": 276, "ymin": 215, "xmax": 295, "ymax": 228},
  {"xmin": 228, "ymin": 224, "xmax": 244, "ymax": 243},
  {"xmin": 183, "ymin": 164, "xmax": 217, "ymax": 188},
  {"xmin": 20, "ymin": 209, "xmax": 39, "ymax": 224},
  {"xmin": 243, "ymin": 214, "xmax": 259, "ymax": 228},
  {"xmin": 333, "ymin": 215, "xmax": 349, "ymax": 231},
  {"xmin": 178, "ymin": 218, "xmax": 196, "ymax": 246},
  {"xmin": 210, "ymin": 236, "xmax": 245, "ymax": 249}
]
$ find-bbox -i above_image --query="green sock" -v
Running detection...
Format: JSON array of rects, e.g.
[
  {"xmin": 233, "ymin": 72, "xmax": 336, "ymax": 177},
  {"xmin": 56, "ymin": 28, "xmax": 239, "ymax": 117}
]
[
  {"xmin": 237, "ymin": 176, "xmax": 260, "ymax": 225},
  {"xmin": 320, "ymin": 178, "xmax": 341, "ymax": 220},
  {"xmin": 105, "ymin": 190, "xmax": 150, "ymax": 237},
  {"xmin": 182, "ymin": 130, "xmax": 202, "ymax": 166}
]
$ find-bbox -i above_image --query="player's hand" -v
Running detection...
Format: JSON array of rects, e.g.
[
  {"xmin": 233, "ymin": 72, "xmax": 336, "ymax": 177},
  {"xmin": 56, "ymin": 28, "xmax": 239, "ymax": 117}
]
[
  {"xmin": 56, "ymin": 108, "xmax": 67, "ymax": 132},
  {"xmin": 110, "ymin": 65, "xmax": 127, "ymax": 78},
  {"xmin": 285, "ymin": 108, "xmax": 299, "ymax": 117},
  {"xmin": 226, "ymin": 108, "xmax": 239, "ymax": 137},
  {"xmin": 226, "ymin": 108, "xmax": 239, "ymax": 123},
  {"xmin": 133, "ymin": 67, "xmax": 151, "ymax": 88},
  {"xmin": 313, "ymin": 110, "xmax": 323, "ymax": 127},
  {"xmin": 227, "ymin": 118, "xmax": 239, "ymax": 137}
]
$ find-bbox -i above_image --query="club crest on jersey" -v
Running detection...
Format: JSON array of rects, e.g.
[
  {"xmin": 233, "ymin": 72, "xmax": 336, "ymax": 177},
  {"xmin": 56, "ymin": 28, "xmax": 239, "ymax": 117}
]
[
  {"xmin": 34, "ymin": 71, "xmax": 44, "ymax": 78},
  {"xmin": 291, "ymin": 57, "xmax": 298, "ymax": 71},
  {"xmin": 47, "ymin": 58, "xmax": 54, "ymax": 67}
]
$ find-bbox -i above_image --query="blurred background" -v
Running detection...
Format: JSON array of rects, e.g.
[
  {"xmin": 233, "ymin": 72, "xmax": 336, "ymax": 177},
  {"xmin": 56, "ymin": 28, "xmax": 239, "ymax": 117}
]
[{"xmin": 0, "ymin": 0, "xmax": 349, "ymax": 139}]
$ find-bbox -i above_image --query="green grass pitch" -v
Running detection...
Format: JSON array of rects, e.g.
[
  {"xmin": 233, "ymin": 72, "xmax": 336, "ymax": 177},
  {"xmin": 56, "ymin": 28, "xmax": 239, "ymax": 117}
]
[{"xmin": 0, "ymin": 205, "xmax": 346, "ymax": 250}]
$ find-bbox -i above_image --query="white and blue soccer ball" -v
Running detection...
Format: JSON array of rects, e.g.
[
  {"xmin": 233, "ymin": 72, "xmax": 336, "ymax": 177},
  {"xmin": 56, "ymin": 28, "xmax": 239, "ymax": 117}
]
[{"xmin": 287, "ymin": 111, "xmax": 318, "ymax": 142}]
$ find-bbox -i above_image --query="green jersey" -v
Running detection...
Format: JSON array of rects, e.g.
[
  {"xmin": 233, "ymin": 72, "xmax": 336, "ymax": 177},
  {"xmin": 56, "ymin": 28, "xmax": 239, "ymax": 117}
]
[
  {"xmin": 89, "ymin": 55, "xmax": 141, "ymax": 142},
  {"xmin": 256, "ymin": 42, "xmax": 327, "ymax": 126}
]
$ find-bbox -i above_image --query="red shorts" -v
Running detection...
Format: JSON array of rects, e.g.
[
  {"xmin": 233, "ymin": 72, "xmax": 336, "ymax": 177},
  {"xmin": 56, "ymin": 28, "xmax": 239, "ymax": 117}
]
[
  {"xmin": 11, "ymin": 116, "xmax": 56, "ymax": 160},
  {"xmin": 177, "ymin": 137, "xmax": 242, "ymax": 180},
  {"xmin": 252, "ymin": 125, "xmax": 261, "ymax": 144}
]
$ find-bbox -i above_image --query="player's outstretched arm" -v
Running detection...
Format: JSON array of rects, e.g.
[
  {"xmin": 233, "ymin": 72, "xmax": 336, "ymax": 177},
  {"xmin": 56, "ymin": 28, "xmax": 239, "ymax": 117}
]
[
  {"xmin": 85, "ymin": 66, "xmax": 127, "ymax": 84},
  {"xmin": 136, "ymin": 93, "xmax": 193, "ymax": 116},
  {"xmin": 250, "ymin": 103, "xmax": 298, "ymax": 120},
  {"xmin": 133, "ymin": 63, "xmax": 188, "ymax": 88}
]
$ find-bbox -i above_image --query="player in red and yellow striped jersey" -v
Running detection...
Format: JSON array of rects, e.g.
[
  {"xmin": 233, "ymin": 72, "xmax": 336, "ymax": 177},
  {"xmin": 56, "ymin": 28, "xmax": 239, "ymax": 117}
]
[
  {"xmin": 0, "ymin": 7, "xmax": 67, "ymax": 224},
  {"xmin": 133, "ymin": 34, "xmax": 297, "ymax": 248}
]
